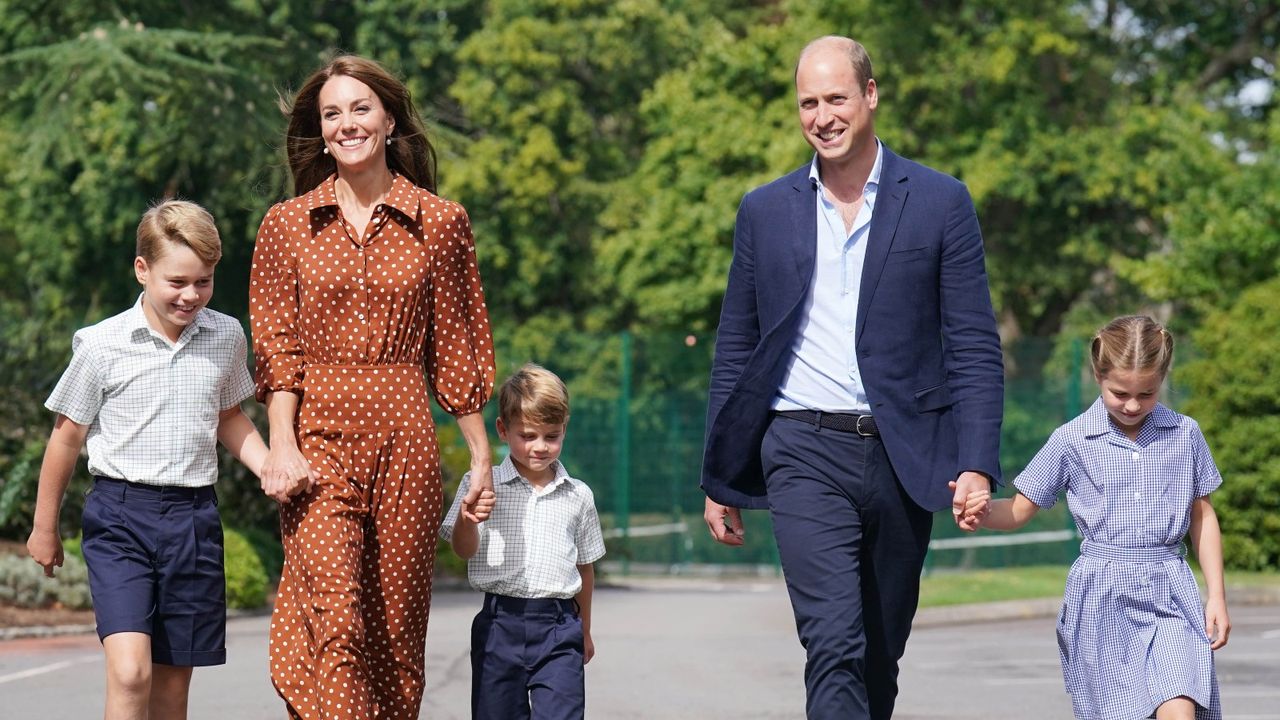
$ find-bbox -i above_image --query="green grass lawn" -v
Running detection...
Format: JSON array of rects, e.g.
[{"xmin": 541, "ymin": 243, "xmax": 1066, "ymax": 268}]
[
  {"xmin": 919, "ymin": 565, "xmax": 1069, "ymax": 607},
  {"xmin": 918, "ymin": 564, "xmax": 1280, "ymax": 608}
]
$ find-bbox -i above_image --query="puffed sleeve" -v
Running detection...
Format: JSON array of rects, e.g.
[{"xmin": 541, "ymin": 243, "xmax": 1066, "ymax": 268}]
[
  {"xmin": 249, "ymin": 202, "xmax": 305, "ymax": 402},
  {"xmin": 1189, "ymin": 421, "xmax": 1223, "ymax": 498},
  {"xmin": 426, "ymin": 201, "xmax": 495, "ymax": 415},
  {"xmin": 1013, "ymin": 427, "xmax": 1072, "ymax": 509}
]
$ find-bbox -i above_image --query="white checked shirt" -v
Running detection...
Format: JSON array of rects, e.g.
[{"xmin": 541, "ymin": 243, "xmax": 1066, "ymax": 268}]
[
  {"xmin": 440, "ymin": 456, "xmax": 606, "ymax": 599},
  {"xmin": 45, "ymin": 295, "xmax": 255, "ymax": 487}
]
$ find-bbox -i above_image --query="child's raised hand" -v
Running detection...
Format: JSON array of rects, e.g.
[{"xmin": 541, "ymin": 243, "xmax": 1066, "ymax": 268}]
[
  {"xmin": 948, "ymin": 480, "xmax": 991, "ymax": 532},
  {"xmin": 1205, "ymin": 597, "xmax": 1231, "ymax": 650},
  {"xmin": 468, "ymin": 489, "xmax": 496, "ymax": 523}
]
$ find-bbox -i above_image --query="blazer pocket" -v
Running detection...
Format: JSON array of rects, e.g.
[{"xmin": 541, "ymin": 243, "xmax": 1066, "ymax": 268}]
[
  {"xmin": 885, "ymin": 247, "xmax": 928, "ymax": 264},
  {"xmin": 914, "ymin": 382, "xmax": 953, "ymax": 412}
]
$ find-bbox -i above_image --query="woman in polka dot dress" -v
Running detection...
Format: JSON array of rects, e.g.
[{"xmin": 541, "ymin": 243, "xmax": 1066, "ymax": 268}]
[{"xmin": 250, "ymin": 55, "xmax": 496, "ymax": 719}]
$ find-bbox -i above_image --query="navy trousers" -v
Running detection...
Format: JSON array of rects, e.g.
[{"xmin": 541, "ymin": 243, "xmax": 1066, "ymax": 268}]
[
  {"xmin": 471, "ymin": 593, "xmax": 585, "ymax": 720},
  {"xmin": 762, "ymin": 414, "xmax": 934, "ymax": 720}
]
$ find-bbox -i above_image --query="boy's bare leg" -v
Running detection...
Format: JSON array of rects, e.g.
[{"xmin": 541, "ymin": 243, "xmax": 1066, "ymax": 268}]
[
  {"xmin": 1155, "ymin": 696, "xmax": 1196, "ymax": 720},
  {"xmin": 149, "ymin": 664, "xmax": 194, "ymax": 720},
  {"xmin": 102, "ymin": 633, "xmax": 152, "ymax": 720}
]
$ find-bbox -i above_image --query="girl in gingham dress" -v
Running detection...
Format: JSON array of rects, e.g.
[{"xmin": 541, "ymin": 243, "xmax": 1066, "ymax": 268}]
[{"xmin": 958, "ymin": 315, "xmax": 1229, "ymax": 720}]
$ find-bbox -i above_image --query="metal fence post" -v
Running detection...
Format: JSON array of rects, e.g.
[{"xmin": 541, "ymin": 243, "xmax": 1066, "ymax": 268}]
[{"xmin": 616, "ymin": 330, "xmax": 633, "ymax": 576}]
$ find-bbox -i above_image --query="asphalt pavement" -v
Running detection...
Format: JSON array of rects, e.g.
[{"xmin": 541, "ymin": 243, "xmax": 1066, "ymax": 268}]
[{"xmin": 2, "ymin": 579, "xmax": 1278, "ymax": 719}]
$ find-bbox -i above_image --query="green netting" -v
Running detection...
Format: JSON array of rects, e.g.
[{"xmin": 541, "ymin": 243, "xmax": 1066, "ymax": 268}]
[{"xmin": 434, "ymin": 332, "xmax": 1118, "ymax": 573}]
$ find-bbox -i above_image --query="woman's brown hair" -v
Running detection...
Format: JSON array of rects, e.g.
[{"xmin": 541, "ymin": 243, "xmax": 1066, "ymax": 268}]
[{"xmin": 281, "ymin": 54, "xmax": 437, "ymax": 195}]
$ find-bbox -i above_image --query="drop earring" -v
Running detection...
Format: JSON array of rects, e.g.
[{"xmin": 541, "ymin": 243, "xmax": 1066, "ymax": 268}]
[
  {"xmin": 386, "ymin": 138, "xmax": 391, "ymax": 145},
  {"xmin": 322, "ymin": 146, "xmax": 329, "ymax": 155}
]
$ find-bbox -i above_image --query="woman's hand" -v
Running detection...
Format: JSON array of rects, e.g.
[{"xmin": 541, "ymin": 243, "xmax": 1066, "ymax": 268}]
[
  {"xmin": 260, "ymin": 442, "xmax": 315, "ymax": 503},
  {"xmin": 461, "ymin": 459, "xmax": 494, "ymax": 523}
]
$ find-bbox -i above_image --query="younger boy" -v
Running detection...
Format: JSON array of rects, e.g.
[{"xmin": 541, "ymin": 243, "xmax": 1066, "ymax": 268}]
[
  {"xmin": 26, "ymin": 200, "xmax": 277, "ymax": 720},
  {"xmin": 441, "ymin": 363, "xmax": 607, "ymax": 720}
]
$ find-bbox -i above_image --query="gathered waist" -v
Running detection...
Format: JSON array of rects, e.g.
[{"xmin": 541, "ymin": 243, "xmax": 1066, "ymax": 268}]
[
  {"xmin": 300, "ymin": 363, "xmax": 432, "ymax": 430},
  {"xmin": 1079, "ymin": 539, "xmax": 1186, "ymax": 563}
]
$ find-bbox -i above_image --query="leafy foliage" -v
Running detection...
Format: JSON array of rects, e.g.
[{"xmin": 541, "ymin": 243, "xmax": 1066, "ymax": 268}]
[
  {"xmin": 0, "ymin": 1, "xmax": 1276, "ymax": 568},
  {"xmin": 1181, "ymin": 279, "xmax": 1280, "ymax": 570}
]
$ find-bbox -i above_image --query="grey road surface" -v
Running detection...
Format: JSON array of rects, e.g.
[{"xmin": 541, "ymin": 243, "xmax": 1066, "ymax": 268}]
[{"xmin": 2, "ymin": 580, "xmax": 1277, "ymax": 719}]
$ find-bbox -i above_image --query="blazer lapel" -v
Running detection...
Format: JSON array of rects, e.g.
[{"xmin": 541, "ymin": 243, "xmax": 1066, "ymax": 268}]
[
  {"xmin": 787, "ymin": 168, "xmax": 817, "ymax": 303},
  {"xmin": 857, "ymin": 149, "xmax": 907, "ymax": 342}
]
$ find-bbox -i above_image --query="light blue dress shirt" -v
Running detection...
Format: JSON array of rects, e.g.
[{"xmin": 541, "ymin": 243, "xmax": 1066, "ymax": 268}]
[{"xmin": 773, "ymin": 141, "xmax": 883, "ymax": 414}]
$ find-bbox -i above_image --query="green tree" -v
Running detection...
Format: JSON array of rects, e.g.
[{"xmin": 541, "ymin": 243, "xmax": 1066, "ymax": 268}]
[{"xmin": 1181, "ymin": 278, "xmax": 1280, "ymax": 570}]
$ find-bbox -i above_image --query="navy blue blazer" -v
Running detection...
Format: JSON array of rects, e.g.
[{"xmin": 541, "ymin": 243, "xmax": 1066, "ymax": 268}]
[{"xmin": 701, "ymin": 147, "xmax": 1004, "ymax": 512}]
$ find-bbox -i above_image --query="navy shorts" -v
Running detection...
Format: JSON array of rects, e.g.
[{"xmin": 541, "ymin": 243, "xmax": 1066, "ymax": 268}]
[
  {"xmin": 471, "ymin": 593, "xmax": 585, "ymax": 720},
  {"xmin": 81, "ymin": 476, "xmax": 227, "ymax": 666}
]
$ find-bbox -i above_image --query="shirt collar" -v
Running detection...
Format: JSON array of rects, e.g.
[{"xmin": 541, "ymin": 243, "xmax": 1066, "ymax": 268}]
[
  {"xmin": 494, "ymin": 454, "xmax": 574, "ymax": 490},
  {"xmin": 303, "ymin": 172, "xmax": 421, "ymax": 222},
  {"xmin": 808, "ymin": 138, "xmax": 883, "ymax": 193},
  {"xmin": 127, "ymin": 293, "xmax": 213, "ymax": 344},
  {"xmin": 1082, "ymin": 396, "xmax": 1180, "ymax": 438}
]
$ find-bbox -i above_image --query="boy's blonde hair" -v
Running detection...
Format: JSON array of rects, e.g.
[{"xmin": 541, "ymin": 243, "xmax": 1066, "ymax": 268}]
[
  {"xmin": 1091, "ymin": 315, "xmax": 1174, "ymax": 379},
  {"xmin": 498, "ymin": 363, "xmax": 569, "ymax": 427},
  {"xmin": 136, "ymin": 200, "xmax": 222, "ymax": 266}
]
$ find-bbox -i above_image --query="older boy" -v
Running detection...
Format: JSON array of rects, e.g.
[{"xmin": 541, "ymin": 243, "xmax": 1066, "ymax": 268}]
[
  {"xmin": 441, "ymin": 363, "xmax": 606, "ymax": 720},
  {"xmin": 26, "ymin": 200, "xmax": 282, "ymax": 720}
]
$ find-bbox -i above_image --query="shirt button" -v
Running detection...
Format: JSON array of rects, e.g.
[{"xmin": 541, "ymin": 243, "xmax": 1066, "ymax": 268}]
[
  {"xmin": 1131, "ymin": 451, "xmax": 1140, "ymax": 461},
  {"xmin": 1134, "ymin": 492, "xmax": 1142, "ymax": 500}
]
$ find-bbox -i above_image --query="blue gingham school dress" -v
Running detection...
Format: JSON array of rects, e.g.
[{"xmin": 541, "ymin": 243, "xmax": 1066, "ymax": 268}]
[{"xmin": 1015, "ymin": 399, "xmax": 1222, "ymax": 720}]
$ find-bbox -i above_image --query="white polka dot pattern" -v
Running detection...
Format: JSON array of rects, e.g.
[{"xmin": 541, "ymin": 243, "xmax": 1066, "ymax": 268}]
[{"xmin": 249, "ymin": 174, "xmax": 496, "ymax": 719}]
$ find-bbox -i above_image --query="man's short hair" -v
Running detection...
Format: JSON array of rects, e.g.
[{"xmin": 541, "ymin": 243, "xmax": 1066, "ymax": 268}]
[
  {"xmin": 498, "ymin": 363, "xmax": 570, "ymax": 426},
  {"xmin": 797, "ymin": 35, "xmax": 875, "ymax": 93}
]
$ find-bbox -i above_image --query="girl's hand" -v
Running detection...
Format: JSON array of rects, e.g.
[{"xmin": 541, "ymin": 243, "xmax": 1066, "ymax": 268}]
[
  {"xmin": 1205, "ymin": 597, "xmax": 1231, "ymax": 650},
  {"xmin": 948, "ymin": 480, "xmax": 991, "ymax": 531},
  {"xmin": 261, "ymin": 443, "xmax": 315, "ymax": 503}
]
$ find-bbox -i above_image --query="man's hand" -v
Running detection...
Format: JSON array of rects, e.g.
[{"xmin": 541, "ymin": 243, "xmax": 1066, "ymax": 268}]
[
  {"xmin": 704, "ymin": 496, "xmax": 744, "ymax": 546},
  {"xmin": 951, "ymin": 471, "xmax": 991, "ymax": 531}
]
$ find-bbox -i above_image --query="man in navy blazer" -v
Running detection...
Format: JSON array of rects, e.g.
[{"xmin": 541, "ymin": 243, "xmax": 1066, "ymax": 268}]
[{"xmin": 702, "ymin": 36, "xmax": 1004, "ymax": 719}]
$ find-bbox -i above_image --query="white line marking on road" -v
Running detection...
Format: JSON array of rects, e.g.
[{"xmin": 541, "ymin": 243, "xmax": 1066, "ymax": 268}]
[
  {"xmin": 1259, "ymin": 628, "xmax": 1280, "ymax": 640},
  {"xmin": 0, "ymin": 655, "xmax": 99, "ymax": 685}
]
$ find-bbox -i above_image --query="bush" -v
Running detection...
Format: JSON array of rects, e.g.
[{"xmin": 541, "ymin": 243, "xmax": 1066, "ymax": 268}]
[
  {"xmin": 224, "ymin": 526, "xmax": 269, "ymax": 610},
  {"xmin": 62, "ymin": 533, "xmax": 83, "ymax": 560},
  {"xmin": 0, "ymin": 552, "xmax": 91, "ymax": 609},
  {"xmin": 1183, "ymin": 278, "xmax": 1280, "ymax": 570},
  {"xmin": 235, "ymin": 524, "xmax": 283, "ymax": 583}
]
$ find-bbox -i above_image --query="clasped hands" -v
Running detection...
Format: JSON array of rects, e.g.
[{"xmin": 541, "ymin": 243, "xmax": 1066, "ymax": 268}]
[{"xmin": 950, "ymin": 471, "xmax": 991, "ymax": 532}]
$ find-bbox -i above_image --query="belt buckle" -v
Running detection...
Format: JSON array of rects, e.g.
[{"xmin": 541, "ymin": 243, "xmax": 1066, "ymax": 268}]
[{"xmin": 855, "ymin": 415, "xmax": 875, "ymax": 437}]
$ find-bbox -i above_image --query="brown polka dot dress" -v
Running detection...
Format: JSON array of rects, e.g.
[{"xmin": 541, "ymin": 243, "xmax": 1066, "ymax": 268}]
[{"xmin": 250, "ymin": 173, "xmax": 495, "ymax": 719}]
